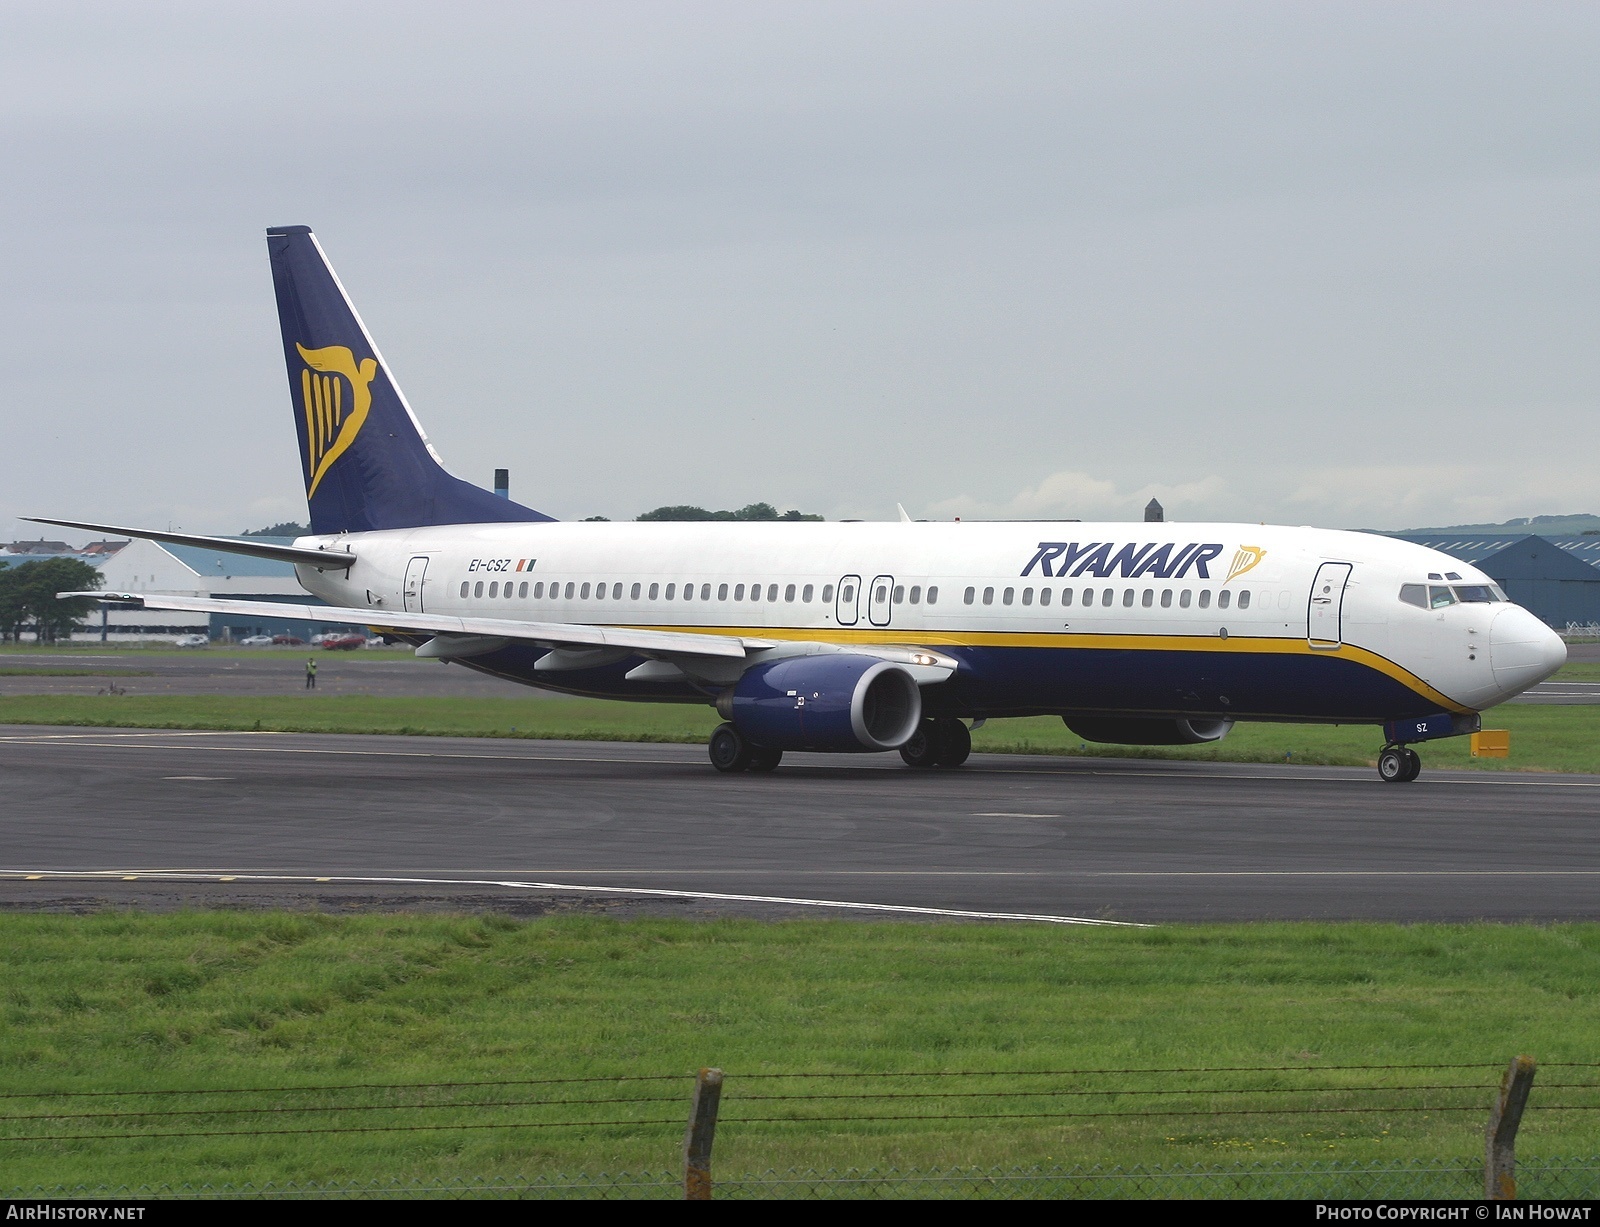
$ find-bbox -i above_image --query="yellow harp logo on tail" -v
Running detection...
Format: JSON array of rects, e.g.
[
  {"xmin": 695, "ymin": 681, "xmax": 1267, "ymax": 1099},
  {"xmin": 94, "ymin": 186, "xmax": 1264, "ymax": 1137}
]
[
  {"xmin": 1225, "ymin": 545, "xmax": 1267, "ymax": 584},
  {"xmin": 297, "ymin": 343, "xmax": 378, "ymax": 498}
]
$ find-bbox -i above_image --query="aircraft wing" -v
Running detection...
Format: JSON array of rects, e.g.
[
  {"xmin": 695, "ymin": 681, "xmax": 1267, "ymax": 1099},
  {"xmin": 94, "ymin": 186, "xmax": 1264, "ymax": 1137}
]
[
  {"xmin": 58, "ymin": 591, "xmax": 959, "ymax": 683},
  {"xmin": 63, "ymin": 591, "xmax": 757, "ymax": 658}
]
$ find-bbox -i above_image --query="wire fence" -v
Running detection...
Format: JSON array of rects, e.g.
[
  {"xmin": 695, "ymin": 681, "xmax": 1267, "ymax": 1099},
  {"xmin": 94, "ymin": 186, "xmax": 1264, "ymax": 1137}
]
[
  {"xmin": 7, "ymin": 1158, "xmax": 1600, "ymax": 1200},
  {"xmin": 0, "ymin": 1062, "xmax": 1594, "ymax": 1198}
]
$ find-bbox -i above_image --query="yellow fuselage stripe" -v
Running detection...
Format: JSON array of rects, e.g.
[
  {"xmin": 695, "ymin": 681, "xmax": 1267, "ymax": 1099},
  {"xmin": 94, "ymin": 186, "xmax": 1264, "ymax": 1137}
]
[{"xmin": 624, "ymin": 624, "xmax": 1472, "ymax": 716}]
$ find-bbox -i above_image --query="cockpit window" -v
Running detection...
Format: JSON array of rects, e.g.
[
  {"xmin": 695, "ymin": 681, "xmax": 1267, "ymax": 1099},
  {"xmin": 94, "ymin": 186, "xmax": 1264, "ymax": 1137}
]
[
  {"xmin": 1453, "ymin": 584, "xmax": 1497, "ymax": 603},
  {"xmin": 1399, "ymin": 584, "xmax": 1427, "ymax": 609},
  {"xmin": 1428, "ymin": 585, "xmax": 1458, "ymax": 609}
]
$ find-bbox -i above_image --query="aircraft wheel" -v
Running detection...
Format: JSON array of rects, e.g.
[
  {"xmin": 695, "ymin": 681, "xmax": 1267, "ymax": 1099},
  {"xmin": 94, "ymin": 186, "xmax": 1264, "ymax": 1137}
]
[
  {"xmin": 748, "ymin": 746, "xmax": 784, "ymax": 773},
  {"xmin": 1400, "ymin": 747, "xmax": 1422, "ymax": 782},
  {"xmin": 709, "ymin": 722, "xmax": 753, "ymax": 773},
  {"xmin": 899, "ymin": 723, "xmax": 942, "ymax": 768},
  {"xmin": 1377, "ymin": 747, "xmax": 1414, "ymax": 784},
  {"xmin": 937, "ymin": 719, "xmax": 972, "ymax": 768}
]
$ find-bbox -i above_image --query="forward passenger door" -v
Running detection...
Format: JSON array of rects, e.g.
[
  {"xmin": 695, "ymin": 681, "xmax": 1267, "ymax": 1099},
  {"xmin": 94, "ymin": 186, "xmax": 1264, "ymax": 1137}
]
[
  {"xmin": 1307, "ymin": 562, "xmax": 1352, "ymax": 649},
  {"xmin": 403, "ymin": 556, "xmax": 429, "ymax": 613}
]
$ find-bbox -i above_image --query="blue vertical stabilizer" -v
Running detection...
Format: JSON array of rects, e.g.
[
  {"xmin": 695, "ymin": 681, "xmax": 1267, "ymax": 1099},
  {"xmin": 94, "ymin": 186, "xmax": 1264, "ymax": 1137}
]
[{"xmin": 266, "ymin": 226, "xmax": 551, "ymax": 534}]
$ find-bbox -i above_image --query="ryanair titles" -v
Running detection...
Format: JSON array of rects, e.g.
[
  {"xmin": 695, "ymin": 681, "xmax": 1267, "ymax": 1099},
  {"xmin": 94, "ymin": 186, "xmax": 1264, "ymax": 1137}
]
[{"xmin": 1022, "ymin": 541, "xmax": 1227, "ymax": 580}]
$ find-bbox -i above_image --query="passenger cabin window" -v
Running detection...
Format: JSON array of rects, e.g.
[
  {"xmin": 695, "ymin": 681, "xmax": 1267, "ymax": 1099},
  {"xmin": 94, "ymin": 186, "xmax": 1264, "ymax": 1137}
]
[
  {"xmin": 1081, "ymin": 588, "xmax": 1093, "ymax": 606},
  {"xmin": 909, "ymin": 585, "xmax": 921, "ymax": 604},
  {"xmin": 1198, "ymin": 590, "xmax": 1211, "ymax": 609},
  {"xmin": 718, "ymin": 583, "xmax": 728, "ymax": 601},
  {"xmin": 1160, "ymin": 590, "xmax": 1172, "ymax": 608},
  {"xmin": 1061, "ymin": 588, "xmax": 1073, "ymax": 607},
  {"xmin": 632, "ymin": 583, "xmax": 642, "ymax": 599},
  {"xmin": 616, "ymin": 583, "xmax": 625, "ymax": 599},
  {"xmin": 750, "ymin": 583, "xmax": 762, "ymax": 602},
  {"xmin": 1101, "ymin": 589, "xmax": 1113, "ymax": 607},
  {"xmin": 474, "ymin": 581, "xmax": 484, "ymax": 598},
  {"xmin": 1002, "ymin": 587, "xmax": 1014, "ymax": 605},
  {"xmin": 460, "ymin": 582, "xmax": 469, "ymax": 598},
  {"xmin": 1179, "ymin": 590, "xmax": 1191, "ymax": 608},
  {"xmin": 1217, "ymin": 590, "xmax": 1231, "ymax": 609},
  {"xmin": 1141, "ymin": 589, "xmax": 1153, "ymax": 607},
  {"xmin": 665, "ymin": 584, "xmax": 676, "ymax": 600},
  {"xmin": 1122, "ymin": 589, "xmax": 1134, "ymax": 607},
  {"xmin": 964, "ymin": 587, "xmax": 975, "ymax": 605},
  {"xmin": 1039, "ymin": 588, "xmax": 1051, "ymax": 607},
  {"xmin": 580, "ymin": 583, "xmax": 590, "ymax": 599},
  {"xmin": 519, "ymin": 582, "xmax": 528, "ymax": 598},
  {"xmin": 803, "ymin": 584, "xmax": 814, "ymax": 602},
  {"xmin": 1237, "ymin": 590, "xmax": 1250, "ymax": 609},
  {"xmin": 564, "ymin": 582, "xmax": 575, "ymax": 599},
  {"xmin": 700, "ymin": 584, "xmax": 711, "ymax": 600},
  {"xmin": 734, "ymin": 584, "xmax": 745, "ymax": 600},
  {"xmin": 489, "ymin": 582, "xmax": 499, "ymax": 597},
  {"xmin": 535, "ymin": 582, "xmax": 545, "ymax": 598},
  {"xmin": 767, "ymin": 584, "xmax": 778, "ymax": 602},
  {"xmin": 927, "ymin": 586, "xmax": 938, "ymax": 604},
  {"xmin": 648, "ymin": 583, "xmax": 659, "ymax": 600},
  {"xmin": 1429, "ymin": 586, "xmax": 1457, "ymax": 609},
  {"xmin": 822, "ymin": 584, "xmax": 835, "ymax": 602},
  {"xmin": 891, "ymin": 585, "xmax": 902, "ymax": 604}
]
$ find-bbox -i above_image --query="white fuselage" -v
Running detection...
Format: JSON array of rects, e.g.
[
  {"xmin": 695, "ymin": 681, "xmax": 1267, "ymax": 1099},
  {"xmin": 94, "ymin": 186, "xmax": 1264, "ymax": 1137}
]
[{"xmin": 289, "ymin": 520, "xmax": 1565, "ymax": 723}]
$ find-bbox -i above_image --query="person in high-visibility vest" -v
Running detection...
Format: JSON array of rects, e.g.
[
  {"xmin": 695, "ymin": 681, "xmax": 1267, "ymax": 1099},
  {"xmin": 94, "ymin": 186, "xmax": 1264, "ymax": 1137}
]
[{"xmin": 305, "ymin": 657, "xmax": 317, "ymax": 690}]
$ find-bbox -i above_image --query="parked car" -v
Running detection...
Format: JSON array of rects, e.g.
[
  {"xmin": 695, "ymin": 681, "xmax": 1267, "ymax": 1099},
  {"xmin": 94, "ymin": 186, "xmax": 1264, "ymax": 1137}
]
[
  {"xmin": 238, "ymin": 635, "xmax": 274, "ymax": 646},
  {"xmin": 271, "ymin": 635, "xmax": 304, "ymax": 646},
  {"xmin": 174, "ymin": 634, "xmax": 210, "ymax": 648},
  {"xmin": 319, "ymin": 634, "xmax": 367, "ymax": 651}
]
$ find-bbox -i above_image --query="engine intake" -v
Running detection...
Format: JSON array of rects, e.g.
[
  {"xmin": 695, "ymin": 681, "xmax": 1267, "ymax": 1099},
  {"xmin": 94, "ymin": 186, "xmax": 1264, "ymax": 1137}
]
[
  {"xmin": 1063, "ymin": 717, "xmax": 1234, "ymax": 745},
  {"xmin": 720, "ymin": 655, "xmax": 923, "ymax": 752}
]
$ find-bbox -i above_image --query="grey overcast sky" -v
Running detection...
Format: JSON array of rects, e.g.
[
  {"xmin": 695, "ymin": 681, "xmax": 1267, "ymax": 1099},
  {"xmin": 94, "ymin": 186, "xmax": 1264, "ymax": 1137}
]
[{"xmin": 3, "ymin": 1, "xmax": 1598, "ymax": 537}]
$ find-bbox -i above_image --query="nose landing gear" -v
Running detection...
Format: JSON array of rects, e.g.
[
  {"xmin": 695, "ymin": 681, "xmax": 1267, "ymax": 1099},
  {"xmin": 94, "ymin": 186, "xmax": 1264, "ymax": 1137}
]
[{"xmin": 1377, "ymin": 745, "xmax": 1422, "ymax": 783}]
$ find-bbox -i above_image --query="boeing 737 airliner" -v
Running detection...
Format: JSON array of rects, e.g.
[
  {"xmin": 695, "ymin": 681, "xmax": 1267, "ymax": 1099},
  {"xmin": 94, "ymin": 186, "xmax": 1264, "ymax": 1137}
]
[{"xmin": 38, "ymin": 226, "xmax": 1567, "ymax": 781}]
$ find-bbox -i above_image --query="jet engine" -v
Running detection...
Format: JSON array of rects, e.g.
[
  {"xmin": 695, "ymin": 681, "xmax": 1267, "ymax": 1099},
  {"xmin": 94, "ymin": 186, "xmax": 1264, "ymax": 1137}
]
[
  {"xmin": 1063, "ymin": 716, "xmax": 1234, "ymax": 745},
  {"xmin": 718, "ymin": 654, "xmax": 923, "ymax": 752}
]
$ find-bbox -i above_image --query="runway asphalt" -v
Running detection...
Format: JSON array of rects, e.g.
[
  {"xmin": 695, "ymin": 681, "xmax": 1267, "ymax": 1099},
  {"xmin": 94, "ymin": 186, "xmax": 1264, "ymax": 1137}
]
[{"xmin": 2, "ymin": 724, "xmax": 1597, "ymax": 924}]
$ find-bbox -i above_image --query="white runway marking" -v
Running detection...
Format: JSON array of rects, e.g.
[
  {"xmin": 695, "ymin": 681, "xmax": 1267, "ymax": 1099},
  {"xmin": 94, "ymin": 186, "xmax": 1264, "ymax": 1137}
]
[
  {"xmin": 162, "ymin": 776, "xmax": 232, "ymax": 781},
  {"xmin": 0, "ymin": 869, "xmax": 1145, "ymax": 927},
  {"xmin": 6, "ymin": 728, "xmax": 1600, "ymax": 787},
  {"xmin": 973, "ymin": 812, "xmax": 1061, "ymax": 818}
]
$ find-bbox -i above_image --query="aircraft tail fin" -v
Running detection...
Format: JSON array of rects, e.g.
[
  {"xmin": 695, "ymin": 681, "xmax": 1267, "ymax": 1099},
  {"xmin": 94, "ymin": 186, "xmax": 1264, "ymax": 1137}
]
[{"xmin": 266, "ymin": 226, "xmax": 552, "ymax": 534}]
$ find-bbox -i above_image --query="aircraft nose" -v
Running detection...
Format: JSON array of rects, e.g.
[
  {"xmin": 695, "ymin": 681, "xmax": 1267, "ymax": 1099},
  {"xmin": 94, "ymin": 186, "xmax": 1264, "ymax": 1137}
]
[{"xmin": 1489, "ymin": 605, "xmax": 1566, "ymax": 697}]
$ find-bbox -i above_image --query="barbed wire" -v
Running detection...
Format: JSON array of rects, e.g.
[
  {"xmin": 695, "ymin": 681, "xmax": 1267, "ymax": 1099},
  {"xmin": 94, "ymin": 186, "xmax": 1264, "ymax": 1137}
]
[{"xmin": 0, "ymin": 1074, "xmax": 694, "ymax": 1101}]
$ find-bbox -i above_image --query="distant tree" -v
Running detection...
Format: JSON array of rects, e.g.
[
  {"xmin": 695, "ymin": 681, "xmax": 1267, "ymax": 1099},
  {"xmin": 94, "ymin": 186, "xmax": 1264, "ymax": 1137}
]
[
  {"xmin": 581, "ymin": 516, "xmax": 612, "ymax": 522},
  {"xmin": 242, "ymin": 522, "xmax": 309, "ymax": 537},
  {"xmin": 636, "ymin": 503, "xmax": 822, "ymax": 522},
  {"xmin": 0, "ymin": 558, "xmax": 102, "ymax": 643}
]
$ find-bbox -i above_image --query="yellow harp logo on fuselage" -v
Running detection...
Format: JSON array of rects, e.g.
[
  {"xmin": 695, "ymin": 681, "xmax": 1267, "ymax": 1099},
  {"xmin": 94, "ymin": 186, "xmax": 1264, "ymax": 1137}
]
[
  {"xmin": 297, "ymin": 343, "xmax": 378, "ymax": 498},
  {"xmin": 1224, "ymin": 545, "xmax": 1267, "ymax": 584}
]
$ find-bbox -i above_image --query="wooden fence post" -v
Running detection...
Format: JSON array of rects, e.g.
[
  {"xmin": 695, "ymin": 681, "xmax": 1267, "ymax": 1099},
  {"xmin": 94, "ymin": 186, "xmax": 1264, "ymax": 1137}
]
[
  {"xmin": 1486, "ymin": 1055, "xmax": 1537, "ymax": 1200},
  {"xmin": 683, "ymin": 1067, "xmax": 723, "ymax": 1201}
]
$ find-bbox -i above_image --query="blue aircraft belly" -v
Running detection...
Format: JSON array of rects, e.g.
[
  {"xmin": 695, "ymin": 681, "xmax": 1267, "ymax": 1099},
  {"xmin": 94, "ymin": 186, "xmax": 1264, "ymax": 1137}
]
[{"xmin": 451, "ymin": 638, "xmax": 1444, "ymax": 724}]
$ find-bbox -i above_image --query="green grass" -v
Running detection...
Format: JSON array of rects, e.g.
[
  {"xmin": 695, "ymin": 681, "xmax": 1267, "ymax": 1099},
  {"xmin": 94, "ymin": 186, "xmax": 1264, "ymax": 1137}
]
[
  {"xmin": 0, "ymin": 914, "xmax": 1596, "ymax": 1189},
  {"xmin": 0, "ymin": 692, "xmax": 1596, "ymax": 772}
]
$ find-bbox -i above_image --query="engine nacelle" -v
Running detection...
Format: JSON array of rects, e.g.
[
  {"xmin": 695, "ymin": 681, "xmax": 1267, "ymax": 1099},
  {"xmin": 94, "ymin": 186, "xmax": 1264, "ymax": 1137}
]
[
  {"xmin": 1063, "ymin": 716, "xmax": 1234, "ymax": 745},
  {"xmin": 720, "ymin": 654, "xmax": 923, "ymax": 752}
]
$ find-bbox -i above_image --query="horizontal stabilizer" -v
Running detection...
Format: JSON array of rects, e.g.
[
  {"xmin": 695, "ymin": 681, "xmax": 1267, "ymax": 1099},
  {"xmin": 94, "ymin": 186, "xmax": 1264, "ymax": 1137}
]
[{"xmin": 24, "ymin": 517, "xmax": 356, "ymax": 570}]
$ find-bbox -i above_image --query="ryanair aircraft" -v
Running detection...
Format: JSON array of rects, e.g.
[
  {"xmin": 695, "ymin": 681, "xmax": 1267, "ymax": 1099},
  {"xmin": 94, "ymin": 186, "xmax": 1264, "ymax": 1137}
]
[{"xmin": 39, "ymin": 226, "xmax": 1567, "ymax": 782}]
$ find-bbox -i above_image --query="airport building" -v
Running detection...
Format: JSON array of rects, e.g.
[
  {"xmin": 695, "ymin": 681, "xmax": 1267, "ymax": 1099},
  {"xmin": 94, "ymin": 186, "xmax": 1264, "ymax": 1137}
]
[{"xmin": 1383, "ymin": 532, "xmax": 1600, "ymax": 632}]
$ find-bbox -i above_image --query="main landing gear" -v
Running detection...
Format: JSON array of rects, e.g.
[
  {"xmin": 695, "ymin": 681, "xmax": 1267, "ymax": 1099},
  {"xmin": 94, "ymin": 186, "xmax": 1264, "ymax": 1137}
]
[
  {"xmin": 1377, "ymin": 745, "xmax": 1422, "ymax": 784},
  {"xmin": 898, "ymin": 718, "xmax": 973, "ymax": 769},
  {"xmin": 708, "ymin": 723, "xmax": 783, "ymax": 774}
]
